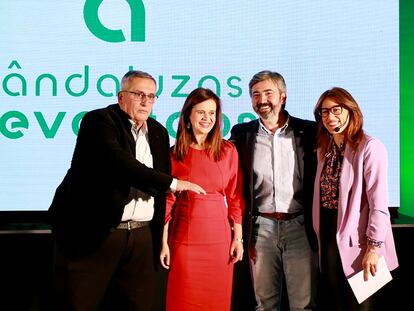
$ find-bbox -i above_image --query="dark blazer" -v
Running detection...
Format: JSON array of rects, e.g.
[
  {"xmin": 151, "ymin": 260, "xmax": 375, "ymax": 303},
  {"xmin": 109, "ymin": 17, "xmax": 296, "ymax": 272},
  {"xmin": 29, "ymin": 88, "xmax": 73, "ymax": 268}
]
[
  {"xmin": 48, "ymin": 104, "xmax": 172, "ymax": 260},
  {"xmin": 230, "ymin": 115, "xmax": 318, "ymax": 251}
]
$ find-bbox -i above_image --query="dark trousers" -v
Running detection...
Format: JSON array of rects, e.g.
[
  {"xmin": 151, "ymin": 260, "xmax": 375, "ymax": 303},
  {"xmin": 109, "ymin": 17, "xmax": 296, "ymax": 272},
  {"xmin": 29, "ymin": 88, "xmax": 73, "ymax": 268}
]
[
  {"xmin": 319, "ymin": 208, "xmax": 374, "ymax": 311},
  {"xmin": 53, "ymin": 226, "xmax": 160, "ymax": 311}
]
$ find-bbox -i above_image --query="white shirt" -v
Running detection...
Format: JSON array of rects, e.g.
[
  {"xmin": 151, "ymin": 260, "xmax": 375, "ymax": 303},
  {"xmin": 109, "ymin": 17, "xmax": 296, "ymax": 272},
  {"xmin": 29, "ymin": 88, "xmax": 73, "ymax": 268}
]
[
  {"xmin": 253, "ymin": 117, "xmax": 304, "ymax": 214},
  {"xmin": 121, "ymin": 121, "xmax": 155, "ymax": 221}
]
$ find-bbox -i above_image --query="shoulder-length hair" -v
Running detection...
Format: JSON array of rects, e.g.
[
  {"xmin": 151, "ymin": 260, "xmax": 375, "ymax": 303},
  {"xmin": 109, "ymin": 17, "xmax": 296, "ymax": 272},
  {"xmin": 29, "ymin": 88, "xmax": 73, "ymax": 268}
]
[
  {"xmin": 313, "ymin": 87, "xmax": 364, "ymax": 158},
  {"xmin": 173, "ymin": 88, "xmax": 223, "ymax": 162}
]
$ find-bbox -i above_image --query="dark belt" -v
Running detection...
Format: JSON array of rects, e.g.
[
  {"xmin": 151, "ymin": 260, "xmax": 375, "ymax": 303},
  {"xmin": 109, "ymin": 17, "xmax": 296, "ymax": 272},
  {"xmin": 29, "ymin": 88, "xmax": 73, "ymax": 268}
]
[
  {"xmin": 115, "ymin": 220, "xmax": 149, "ymax": 230},
  {"xmin": 258, "ymin": 211, "xmax": 303, "ymax": 221}
]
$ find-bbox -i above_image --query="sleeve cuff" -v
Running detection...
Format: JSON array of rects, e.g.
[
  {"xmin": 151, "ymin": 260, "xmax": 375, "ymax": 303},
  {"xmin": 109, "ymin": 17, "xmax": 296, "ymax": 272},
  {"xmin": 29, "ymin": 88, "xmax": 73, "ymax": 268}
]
[{"xmin": 169, "ymin": 178, "xmax": 177, "ymax": 193}]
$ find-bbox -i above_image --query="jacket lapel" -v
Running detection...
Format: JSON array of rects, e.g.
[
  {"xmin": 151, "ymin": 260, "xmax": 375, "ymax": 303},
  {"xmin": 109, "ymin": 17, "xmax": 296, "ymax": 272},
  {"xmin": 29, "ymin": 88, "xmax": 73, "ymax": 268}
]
[
  {"xmin": 111, "ymin": 104, "xmax": 136, "ymax": 155},
  {"xmin": 147, "ymin": 118, "xmax": 162, "ymax": 170},
  {"xmin": 338, "ymin": 145, "xmax": 356, "ymax": 227},
  {"xmin": 245, "ymin": 121, "xmax": 259, "ymax": 202}
]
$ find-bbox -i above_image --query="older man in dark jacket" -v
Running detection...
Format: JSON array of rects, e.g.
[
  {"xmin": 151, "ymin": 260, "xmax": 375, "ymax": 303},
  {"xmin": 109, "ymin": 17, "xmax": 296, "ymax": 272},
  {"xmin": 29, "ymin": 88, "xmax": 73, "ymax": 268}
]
[{"xmin": 49, "ymin": 70, "xmax": 204, "ymax": 310}]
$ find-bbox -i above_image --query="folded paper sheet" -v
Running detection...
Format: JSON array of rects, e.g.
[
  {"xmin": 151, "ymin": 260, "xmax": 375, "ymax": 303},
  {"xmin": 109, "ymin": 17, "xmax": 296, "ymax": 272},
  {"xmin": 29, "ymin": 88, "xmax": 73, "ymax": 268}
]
[{"xmin": 347, "ymin": 256, "xmax": 392, "ymax": 304}]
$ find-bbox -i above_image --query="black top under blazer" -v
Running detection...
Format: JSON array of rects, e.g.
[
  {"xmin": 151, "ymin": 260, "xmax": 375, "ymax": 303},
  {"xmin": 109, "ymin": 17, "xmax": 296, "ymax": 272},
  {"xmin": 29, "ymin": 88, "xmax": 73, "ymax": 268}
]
[{"xmin": 48, "ymin": 104, "xmax": 172, "ymax": 260}]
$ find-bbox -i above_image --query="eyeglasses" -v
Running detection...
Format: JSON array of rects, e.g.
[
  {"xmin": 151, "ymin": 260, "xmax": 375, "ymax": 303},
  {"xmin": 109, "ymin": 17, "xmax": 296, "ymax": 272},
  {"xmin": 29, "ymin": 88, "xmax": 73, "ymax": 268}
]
[
  {"xmin": 121, "ymin": 90, "xmax": 158, "ymax": 103},
  {"xmin": 319, "ymin": 105, "xmax": 343, "ymax": 117}
]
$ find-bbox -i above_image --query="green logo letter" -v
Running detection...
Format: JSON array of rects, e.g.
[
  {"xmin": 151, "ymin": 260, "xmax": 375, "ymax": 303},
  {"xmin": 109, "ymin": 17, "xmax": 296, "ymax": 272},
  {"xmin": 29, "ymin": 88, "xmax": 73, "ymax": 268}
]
[{"xmin": 84, "ymin": 0, "xmax": 145, "ymax": 42}]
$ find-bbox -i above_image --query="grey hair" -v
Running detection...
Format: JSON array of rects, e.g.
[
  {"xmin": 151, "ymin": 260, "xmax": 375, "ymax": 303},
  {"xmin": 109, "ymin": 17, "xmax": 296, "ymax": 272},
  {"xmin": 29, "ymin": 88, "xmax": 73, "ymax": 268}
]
[
  {"xmin": 248, "ymin": 70, "xmax": 286, "ymax": 97},
  {"xmin": 121, "ymin": 70, "xmax": 157, "ymax": 89}
]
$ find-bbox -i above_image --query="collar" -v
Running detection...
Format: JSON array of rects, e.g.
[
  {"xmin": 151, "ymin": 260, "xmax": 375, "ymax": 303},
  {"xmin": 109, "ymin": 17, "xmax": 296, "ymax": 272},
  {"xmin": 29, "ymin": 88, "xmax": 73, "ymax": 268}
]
[
  {"xmin": 259, "ymin": 113, "xmax": 290, "ymax": 135},
  {"xmin": 129, "ymin": 120, "xmax": 148, "ymax": 135}
]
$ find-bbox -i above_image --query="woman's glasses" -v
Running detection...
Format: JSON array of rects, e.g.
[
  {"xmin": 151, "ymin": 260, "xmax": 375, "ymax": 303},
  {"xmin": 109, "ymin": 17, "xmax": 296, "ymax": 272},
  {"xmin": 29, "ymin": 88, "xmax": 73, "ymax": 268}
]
[{"xmin": 319, "ymin": 105, "xmax": 343, "ymax": 117}]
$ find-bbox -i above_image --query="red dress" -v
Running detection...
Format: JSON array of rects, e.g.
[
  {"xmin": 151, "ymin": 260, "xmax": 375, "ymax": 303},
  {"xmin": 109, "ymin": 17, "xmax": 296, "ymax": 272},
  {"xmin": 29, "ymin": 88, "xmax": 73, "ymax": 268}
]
[{"xmin": 165, "ymin": 141, "xmax": 245, "ymax": 310}]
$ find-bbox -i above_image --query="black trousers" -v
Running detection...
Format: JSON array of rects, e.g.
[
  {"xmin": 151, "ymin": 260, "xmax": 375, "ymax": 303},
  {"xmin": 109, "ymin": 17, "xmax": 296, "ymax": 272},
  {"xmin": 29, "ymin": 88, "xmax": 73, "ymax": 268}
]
[
  {"xmin": 319, "ymin": 208, "xmax": 374, "ymax": 311},
  {"xmin": 53, "ymin": 226, "xmax": 161, "ymax": 311}
]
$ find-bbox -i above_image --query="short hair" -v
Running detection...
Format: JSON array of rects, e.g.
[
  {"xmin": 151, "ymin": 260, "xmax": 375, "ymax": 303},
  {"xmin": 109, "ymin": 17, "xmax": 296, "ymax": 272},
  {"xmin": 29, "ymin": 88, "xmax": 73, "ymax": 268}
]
[
  {"xmin": 313, "ymin": 87, "xmax": 364, "ymax": 158},
  {"xmin": 173, "ymin": 88, "xmax": 223, "ymax": 162},
  {"xmin": 248, "ymin": 70, "xmax": 287, "ymax": 97},
  {"xmin": 120, "ymin": 70, "xmax": 157, "ymax": 89}
]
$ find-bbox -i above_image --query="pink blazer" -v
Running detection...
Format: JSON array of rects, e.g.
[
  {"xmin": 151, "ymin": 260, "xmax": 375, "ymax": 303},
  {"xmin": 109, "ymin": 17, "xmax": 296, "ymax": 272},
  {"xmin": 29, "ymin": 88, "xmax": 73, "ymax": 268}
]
[{"xmin": 312, "ymin": 134, "xmax": 398, "ymax": 277}]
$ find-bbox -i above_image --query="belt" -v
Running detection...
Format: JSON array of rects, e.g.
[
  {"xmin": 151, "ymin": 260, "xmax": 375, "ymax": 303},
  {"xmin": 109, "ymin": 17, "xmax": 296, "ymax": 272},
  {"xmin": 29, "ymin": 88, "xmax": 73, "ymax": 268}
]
[
  {"xmin": 115, "ymin": 220, "xmax": 149, "ymax": 230},
  {"xmin": 258, "ymin": 211, "xmax": 303, "ymax": 221}
]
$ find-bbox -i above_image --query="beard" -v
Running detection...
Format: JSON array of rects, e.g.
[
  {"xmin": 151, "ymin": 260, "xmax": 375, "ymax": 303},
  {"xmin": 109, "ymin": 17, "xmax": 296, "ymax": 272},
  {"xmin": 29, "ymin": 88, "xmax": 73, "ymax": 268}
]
[{"xmin": 254, "ymin": 103, "xmax": 274, "ymax": 119}]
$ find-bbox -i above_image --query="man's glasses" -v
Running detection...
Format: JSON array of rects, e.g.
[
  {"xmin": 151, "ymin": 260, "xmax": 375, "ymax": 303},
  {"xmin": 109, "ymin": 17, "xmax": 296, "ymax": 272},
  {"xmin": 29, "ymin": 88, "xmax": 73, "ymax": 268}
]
[
  {"xmin": 319, "ymin": 105, "xmax": 343, "ymax": 117},
  {"xmin": 121, "ymin": 90, "xmax": 158, "ymax": 103}
]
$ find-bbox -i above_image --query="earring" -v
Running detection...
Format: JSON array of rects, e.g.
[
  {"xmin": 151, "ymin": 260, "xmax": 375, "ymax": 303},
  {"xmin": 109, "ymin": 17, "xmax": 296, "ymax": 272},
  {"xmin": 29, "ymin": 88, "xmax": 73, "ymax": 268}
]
[{"xmin": 186, "ymin": 123, "xmax": 191, "ymax": 129}]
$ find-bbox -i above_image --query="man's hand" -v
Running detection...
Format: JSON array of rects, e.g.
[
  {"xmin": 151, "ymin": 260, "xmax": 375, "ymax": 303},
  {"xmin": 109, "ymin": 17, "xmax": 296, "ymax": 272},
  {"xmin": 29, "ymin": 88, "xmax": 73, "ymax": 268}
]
[{"xmin": 176, "ymin": 180, "xmax": 207, "ymax": 195}]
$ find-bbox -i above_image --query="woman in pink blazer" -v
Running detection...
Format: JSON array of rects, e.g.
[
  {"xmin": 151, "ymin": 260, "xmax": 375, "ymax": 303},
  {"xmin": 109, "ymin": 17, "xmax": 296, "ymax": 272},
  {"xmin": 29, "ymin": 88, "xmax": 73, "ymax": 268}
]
[{"xmin": 312, "ymin": 87, "xmax": 398, "ymax": 310}]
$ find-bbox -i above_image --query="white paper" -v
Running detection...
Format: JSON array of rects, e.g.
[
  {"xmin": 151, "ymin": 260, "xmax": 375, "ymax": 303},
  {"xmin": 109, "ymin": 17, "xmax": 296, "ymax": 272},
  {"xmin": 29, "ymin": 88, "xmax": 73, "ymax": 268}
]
[{"xmin": 347, "ymin": 256, "xmax": 393, "ymax": 304}]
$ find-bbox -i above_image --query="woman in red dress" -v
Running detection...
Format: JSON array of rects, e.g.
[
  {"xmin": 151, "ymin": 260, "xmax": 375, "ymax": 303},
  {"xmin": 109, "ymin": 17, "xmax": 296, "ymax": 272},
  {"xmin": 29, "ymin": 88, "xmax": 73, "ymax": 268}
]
[{"xmin": 160, "ymin": 88, "xmax": 245, "ymax": 310}]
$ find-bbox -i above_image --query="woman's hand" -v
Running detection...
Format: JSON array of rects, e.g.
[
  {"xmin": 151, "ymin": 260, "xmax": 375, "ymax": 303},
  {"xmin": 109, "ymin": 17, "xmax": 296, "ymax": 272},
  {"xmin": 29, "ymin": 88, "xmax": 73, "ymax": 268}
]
[
  {"xmin": 230, "ymin": 223, "xmax": 244, "ymax": 263},
  {"xmin": 362, "ymin": 246, "xmax": 379, "ymax": 281},
  {"xmin": 160, "ymin": 242, "xmax": 170, "ymax": 269},
  {"xmin": 230, "ymin": 238, "xmax": 244, "ymax": 263}
]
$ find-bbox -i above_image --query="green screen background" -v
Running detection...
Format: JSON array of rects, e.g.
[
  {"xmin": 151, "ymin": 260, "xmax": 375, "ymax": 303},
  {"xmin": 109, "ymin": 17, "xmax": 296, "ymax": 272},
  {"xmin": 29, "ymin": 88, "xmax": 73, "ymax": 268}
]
[{"xmin": 400, "ymin": 0, "xmax": 414, "ymax": 218}]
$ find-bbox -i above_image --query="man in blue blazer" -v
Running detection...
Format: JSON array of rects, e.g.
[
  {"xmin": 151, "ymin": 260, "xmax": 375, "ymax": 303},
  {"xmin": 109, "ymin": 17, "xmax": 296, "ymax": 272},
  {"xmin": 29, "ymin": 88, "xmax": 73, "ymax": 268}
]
[
  {"xmin": 49, "ymin": 70, "xmax": 205, "ymax": 310},
  {"xmin": 230, "ymin": 71, "xmax": 318, "ymax": 310}
]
